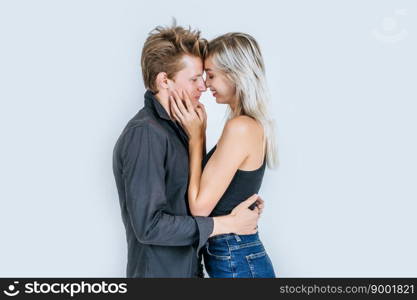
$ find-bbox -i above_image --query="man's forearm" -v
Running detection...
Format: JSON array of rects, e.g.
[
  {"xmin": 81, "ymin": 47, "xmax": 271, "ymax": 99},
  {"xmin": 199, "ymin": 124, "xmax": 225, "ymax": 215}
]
[{"xmin": 210, "ymin": 215, "xmax": 236, "ymax": 237}]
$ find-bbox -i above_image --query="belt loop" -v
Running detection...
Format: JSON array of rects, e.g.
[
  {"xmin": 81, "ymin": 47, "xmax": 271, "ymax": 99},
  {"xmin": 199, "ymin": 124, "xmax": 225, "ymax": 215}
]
[{"xmin": 234, "ymin": 234, "xmax": 241, "ymax": 242}]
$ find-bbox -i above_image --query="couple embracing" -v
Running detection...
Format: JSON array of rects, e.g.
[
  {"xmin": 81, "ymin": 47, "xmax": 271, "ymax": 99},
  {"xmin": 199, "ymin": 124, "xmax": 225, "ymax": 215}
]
[{"xmin": 113, "ymin": 22, "xmax": 277, "ymax": 278}]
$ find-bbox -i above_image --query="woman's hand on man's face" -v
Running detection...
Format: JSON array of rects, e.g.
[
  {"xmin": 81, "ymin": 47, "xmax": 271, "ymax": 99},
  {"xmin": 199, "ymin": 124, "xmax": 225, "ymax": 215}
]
[
  {"xmin": 195, "ymin": 102, "xmax": 207, "ymax": 132},
  {"xmin": 170, "ymin": 89, "xmax": 206, "ymax": 141}
]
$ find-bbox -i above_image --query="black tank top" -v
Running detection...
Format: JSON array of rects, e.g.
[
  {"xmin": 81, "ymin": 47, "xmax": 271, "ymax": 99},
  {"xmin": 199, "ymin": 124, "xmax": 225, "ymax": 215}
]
[{"xmin": 202, "ymin": 145, "xmax": 266, "ymax": 217}]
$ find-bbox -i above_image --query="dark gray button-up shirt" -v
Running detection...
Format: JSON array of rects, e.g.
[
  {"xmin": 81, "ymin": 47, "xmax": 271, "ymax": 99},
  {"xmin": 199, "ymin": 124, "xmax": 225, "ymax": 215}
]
[{"xmin": 113, "ymin": 90, "xmax": 214, "ymax": 278}]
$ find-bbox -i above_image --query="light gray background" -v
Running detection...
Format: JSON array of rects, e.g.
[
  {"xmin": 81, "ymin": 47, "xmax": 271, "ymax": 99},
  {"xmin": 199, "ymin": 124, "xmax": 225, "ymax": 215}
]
[{"xmin": 0, "ymin": 0, "xmax": 416, "ymax": 277}]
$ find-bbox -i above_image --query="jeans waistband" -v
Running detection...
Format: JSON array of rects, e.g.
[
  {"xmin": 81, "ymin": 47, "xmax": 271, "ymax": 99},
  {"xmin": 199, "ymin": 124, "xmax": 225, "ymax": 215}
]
[{"xmin": 208, "ymin": 232, "xmax": 260, "ymax": 243}]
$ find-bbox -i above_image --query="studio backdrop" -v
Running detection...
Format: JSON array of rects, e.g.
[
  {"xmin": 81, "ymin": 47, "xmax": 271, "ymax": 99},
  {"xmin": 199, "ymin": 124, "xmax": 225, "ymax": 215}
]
[{"xmin": 0, "ymin": 0, "xmax": 416, "ymax": 277}]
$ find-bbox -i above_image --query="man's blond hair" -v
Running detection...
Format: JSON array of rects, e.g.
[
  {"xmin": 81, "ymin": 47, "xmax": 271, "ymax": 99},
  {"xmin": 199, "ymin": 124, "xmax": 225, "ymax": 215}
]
[{"xmin": 141, "ymin": 23, "xmax": 207, "ymax": 92}]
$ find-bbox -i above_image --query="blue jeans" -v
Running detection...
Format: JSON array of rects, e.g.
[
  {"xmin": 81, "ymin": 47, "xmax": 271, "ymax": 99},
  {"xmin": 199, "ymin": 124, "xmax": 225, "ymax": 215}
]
[{"xmin": 203, "ymin": 232, "xmax": 276, "ymax": 278}]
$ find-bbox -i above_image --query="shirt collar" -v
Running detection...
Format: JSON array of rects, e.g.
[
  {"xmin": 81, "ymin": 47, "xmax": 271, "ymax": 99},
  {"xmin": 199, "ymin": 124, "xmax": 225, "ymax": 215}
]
[
  {"xmin": 144, "ymin": 90, "xmax": 189, "ymax": 146},
  {"xmin": 144, "ymin": 90, "xmax": 171, "ymax": 121}
]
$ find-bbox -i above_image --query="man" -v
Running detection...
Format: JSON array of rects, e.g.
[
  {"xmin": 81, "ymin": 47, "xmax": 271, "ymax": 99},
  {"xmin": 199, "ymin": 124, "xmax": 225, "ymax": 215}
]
[{"xmin": 112, "ymin": 24, "xmax": 261, "ymax": 278}]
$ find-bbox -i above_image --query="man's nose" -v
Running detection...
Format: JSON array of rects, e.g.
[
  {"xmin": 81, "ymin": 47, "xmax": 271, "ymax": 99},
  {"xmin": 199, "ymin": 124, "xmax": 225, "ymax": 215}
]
[{"xmin": 198, "ymin": 78, "xmax": 207, "ymax": 92}]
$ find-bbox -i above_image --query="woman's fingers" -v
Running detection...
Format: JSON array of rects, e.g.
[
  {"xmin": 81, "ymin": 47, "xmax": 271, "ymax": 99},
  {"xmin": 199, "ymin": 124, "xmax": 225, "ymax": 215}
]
[
  {"xmin": 171, "ymin": 89, "xmax": 181, "ymax": 103},
  {"xmin": 198, "ymin": 104, "xmax": 207, "ymax": 123},
  {"xmin": 170, "ymin": 90, "xmax": 205, "ymax": 134},
  {"xmin": 195, "ymin": 106, "xmax": 204, "ymax": 122},
  {"xmin": 197, "ymin": 102, "xmax": 206, "ymax": 111},
  {"xmin": 198, "ymin": 103, "xmax": 207, "ymax": 130},
  {"xmin": 170, "ymin": 96, "xmax": 183, "ymax": 123},
  {"xmin": 173, "ymin": 90, "xmax": 188, "ymax": 115},
  {"xmin": 170, "ymin": 91, "xmax": 180, "ymax": 118},
  {"xmin": 182, "ymin": 90, "xmax": 193, "ymax": 112},
  {"xmin": 196, "ymin": 103, "xmax": 206, "ymax": 114},
  {"xmin": 200, "ymin": 103, "xmax": 207, "ymax": 119}
]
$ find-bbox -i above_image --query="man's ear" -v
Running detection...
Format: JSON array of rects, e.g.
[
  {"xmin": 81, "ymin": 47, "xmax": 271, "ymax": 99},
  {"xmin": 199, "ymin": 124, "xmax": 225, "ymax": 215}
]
[{"xmin": 155, "ymin": 72, "xmax": 170, "ymax": 90}]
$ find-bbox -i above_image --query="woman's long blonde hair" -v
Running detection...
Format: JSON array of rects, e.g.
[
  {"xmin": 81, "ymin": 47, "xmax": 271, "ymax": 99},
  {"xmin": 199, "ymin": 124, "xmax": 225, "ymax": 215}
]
[{"xmin": 207, "ymin": 33, "xmax": 278, "ymax": 168}]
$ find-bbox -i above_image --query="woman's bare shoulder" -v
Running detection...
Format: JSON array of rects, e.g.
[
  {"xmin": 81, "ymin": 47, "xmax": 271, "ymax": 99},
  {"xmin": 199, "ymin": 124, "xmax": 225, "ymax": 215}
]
[{"xmin": 224, "ymin": 116, "xmax": 262, "ymax": 136}]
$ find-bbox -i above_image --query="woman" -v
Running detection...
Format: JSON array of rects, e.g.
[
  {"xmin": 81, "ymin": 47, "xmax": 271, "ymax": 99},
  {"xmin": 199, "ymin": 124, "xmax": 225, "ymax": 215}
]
[{"xmin": 170, "ymin": 32, "xmax": 278, "ymax": 278}]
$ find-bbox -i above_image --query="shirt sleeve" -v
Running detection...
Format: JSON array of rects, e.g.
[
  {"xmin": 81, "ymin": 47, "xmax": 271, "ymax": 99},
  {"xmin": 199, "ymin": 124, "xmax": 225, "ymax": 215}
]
[{"xmin": 121, "ymin": 124, "xmax": 213, "ymax": 253}]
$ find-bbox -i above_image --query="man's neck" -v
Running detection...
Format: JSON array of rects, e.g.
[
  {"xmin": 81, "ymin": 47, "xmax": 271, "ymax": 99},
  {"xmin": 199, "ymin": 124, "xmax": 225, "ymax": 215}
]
[{"xmin": 154, "ymin": 91, "xmax": 173, "ymax": 119}]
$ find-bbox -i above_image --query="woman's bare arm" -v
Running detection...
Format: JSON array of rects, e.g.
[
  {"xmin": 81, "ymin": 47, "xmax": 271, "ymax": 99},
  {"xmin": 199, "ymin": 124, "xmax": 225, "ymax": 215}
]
[
  {"xmin": 169, "ymin": 91, "xmax": 259, "ymax": 217},
  {"xmin": 188, "ymin": 117, "xmax": 253, "ymax": 216}
]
